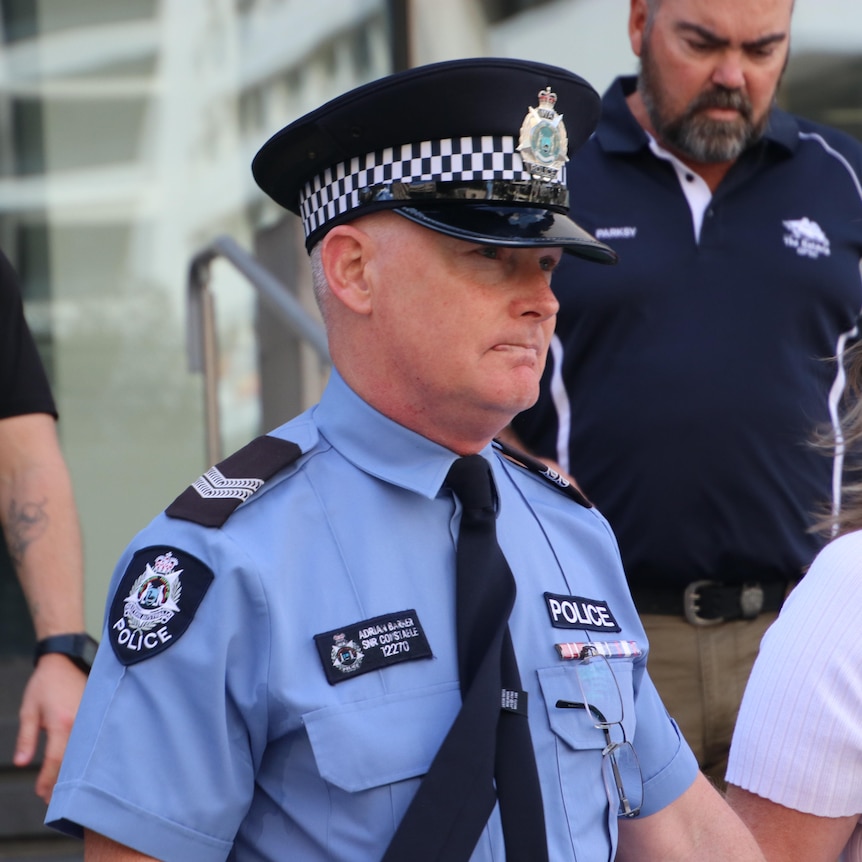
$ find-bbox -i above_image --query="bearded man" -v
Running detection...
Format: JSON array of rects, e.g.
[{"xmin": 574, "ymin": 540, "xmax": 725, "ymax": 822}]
[{"xmin": 507, "ymin": 0, "xmax": 862, "ymax": 786}]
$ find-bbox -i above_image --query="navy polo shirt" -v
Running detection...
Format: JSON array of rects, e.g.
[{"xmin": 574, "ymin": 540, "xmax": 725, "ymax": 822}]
[{"xmin": 513, "ymin": 76, "xmax": 862, "ymax": 590}]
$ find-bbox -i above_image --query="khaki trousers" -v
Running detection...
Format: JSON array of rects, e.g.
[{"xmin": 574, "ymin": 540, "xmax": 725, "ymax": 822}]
[{"xmin": 639, "ymin": 611, "xmax": 778, "ymax": 789}]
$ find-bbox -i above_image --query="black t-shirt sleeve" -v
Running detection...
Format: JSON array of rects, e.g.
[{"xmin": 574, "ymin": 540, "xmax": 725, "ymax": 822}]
[{"xmin": 0, "ymin": 249, "xmax": 57, "ymax": 420}]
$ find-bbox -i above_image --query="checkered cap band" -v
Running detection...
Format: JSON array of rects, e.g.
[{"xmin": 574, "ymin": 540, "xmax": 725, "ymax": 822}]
[{"xmin": 299, "ymin": 135, "xmax": 564, "ymax": 239}]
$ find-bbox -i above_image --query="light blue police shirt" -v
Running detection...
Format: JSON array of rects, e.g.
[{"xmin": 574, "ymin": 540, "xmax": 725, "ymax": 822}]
[{"xmin": 47, "ymin": 369, "xmax": 697, "ymax": 861}]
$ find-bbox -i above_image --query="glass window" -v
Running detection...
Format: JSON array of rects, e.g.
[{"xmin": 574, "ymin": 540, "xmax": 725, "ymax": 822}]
[{"xmin": 1, "ymin": 0, "xmax": 158, "ymax": 43}]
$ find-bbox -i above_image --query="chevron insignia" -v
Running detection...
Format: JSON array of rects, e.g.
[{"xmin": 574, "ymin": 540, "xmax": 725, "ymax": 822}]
[
  {"xmin": 492, "ymin": 437, "xmax": 592, "ymax": 508},
  {"xmin": 166, "ymin": 435, "xmax": 302, "ymax": 527},
  {"xmin": 191, "ymin": 467, "xmax": 264, "ymax": 501}
]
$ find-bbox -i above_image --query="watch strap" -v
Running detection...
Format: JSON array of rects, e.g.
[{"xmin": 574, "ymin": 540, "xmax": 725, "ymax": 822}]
[{"xmin": 34, "ymin": 633, "xmax": 99, "ymax": 675}]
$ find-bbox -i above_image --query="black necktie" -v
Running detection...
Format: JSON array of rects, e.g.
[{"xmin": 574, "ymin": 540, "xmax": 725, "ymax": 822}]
[{"xmin": 382, "ymin": 455, "xmax": 548, "ymax": 861}]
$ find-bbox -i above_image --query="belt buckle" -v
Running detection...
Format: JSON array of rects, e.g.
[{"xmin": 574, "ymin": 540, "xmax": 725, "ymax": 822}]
[{"xmin": 683, "ymin": 580, "xmax": 723, "ymax": 627}]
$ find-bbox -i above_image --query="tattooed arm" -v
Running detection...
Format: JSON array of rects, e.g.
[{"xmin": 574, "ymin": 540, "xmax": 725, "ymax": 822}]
[{"xmin": 0, "ymin": 412, "xmax": 87, "ymax": 803}]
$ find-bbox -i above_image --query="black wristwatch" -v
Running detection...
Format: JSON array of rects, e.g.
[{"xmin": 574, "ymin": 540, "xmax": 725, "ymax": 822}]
[{"xmin": 34, "ymin": 633, "xmax": 99, "ymax": 675}]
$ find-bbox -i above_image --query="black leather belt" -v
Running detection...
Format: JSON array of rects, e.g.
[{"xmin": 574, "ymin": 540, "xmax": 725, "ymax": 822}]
[{"xmin": 630, "ymin": 580, "xmax": 793, "ymax": 627}]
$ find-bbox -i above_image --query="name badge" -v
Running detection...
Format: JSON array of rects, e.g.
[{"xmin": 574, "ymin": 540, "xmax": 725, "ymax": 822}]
[
  {"xmin": 544, "ymin": 592, "xmax": 621, "ymax": 632},
  {"xmin": 314, "ymin": 609, "xmax": 432, "ymax": 685}
]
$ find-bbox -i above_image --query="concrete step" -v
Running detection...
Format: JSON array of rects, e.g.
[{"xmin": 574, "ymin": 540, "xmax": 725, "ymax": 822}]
[{"xmin": 0, "ymin": 838, "xmax": 82, "ymax": 860}]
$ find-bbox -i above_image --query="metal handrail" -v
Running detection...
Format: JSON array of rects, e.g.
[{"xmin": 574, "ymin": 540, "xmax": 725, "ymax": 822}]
[{"xmin": 187, "ymin": 234, "xmax": 330, "ymax": 464}]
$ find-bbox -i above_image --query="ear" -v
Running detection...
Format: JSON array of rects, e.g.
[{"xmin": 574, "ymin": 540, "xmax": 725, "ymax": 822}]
[
  {"xmin": 629, "ymin": 0, "xmax": 648, "ymax": 57},
  {"xmin": 319, "ymin": 224, "xmax": 375, "ymax": 315}
]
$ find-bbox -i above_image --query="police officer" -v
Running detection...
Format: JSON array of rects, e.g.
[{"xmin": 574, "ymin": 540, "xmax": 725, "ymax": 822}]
[{"xmin": 45, "ymin": 58, "xmax": 765, "ymax": 862}]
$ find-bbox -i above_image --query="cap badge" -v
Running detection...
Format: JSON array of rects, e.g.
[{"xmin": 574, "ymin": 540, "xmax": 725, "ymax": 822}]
[{"xmin": 518, "ymin": 87, "xmax": 569, "ymax": 181}]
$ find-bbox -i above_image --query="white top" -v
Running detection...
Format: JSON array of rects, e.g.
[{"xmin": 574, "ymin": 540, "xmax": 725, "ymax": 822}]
[
  {"xmin": 727, "ymin": 529, "xmax": 862, "ymax": 860},
  {"xmin": 646, "ymin": 135, "xmax": 713, "ymax": 243}
]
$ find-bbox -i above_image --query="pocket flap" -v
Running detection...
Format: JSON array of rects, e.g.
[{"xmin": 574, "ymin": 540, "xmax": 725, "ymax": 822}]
[
  {"xmin": 303, "ymin": 682, "xmax": 461, "ymax": 792},
  {"xmin": 537, "ymin": 662, "xmax": 635, "ymax": 750}
]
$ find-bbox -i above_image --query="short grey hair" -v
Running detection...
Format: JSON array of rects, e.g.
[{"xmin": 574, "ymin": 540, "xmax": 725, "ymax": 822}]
[{"xmin": 309, "ymin": 242, "xmax": 331, "ymax": 324}]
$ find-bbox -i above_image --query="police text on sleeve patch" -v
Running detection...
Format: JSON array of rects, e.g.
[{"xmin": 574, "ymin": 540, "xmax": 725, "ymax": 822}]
[
  {"xmin": 314, "ymin": 610, "xmax": 433, "ymax": 685},
  {"xmin": 109, "ymin": 546, "xmax": 214, "ymax": 665},
  {"xmin": 544, "ymin": 592, "xmax": 621, "ymax": 632}
]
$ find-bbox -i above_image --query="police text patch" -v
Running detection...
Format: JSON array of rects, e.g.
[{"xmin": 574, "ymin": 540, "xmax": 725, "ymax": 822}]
[
  {"xmin": 544, "ymin": 592, "xmax": 621, "ymax": 632},
  {"xmin": 314, "ymin": 610, "xmax": 432, "ymax": 685},
  {"xmin": 109, "ymin": 546, "xmax": 214, "ymax": 665}
]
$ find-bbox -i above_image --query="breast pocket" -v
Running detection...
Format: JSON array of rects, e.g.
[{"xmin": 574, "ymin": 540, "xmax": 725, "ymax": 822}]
[
  {"xmin": 302, "ymin": 681, "xmax": 461, "ymax": 792},
  {"xmin": 537, "ymin": 661, "xmax": 638, "ymax": 862},
  {"xmin": 538, "ymin": 661, "xmax": 638, "ymax": 823}
]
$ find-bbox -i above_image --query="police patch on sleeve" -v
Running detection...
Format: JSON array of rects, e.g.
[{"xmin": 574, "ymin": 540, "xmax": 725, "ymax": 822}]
[
  {"xmin": 109, "ymin": 546, "xmax": 214, "ymax": 665},
  {"xmin": 314, "ymin": 610, "xmax": 433, "ymax": 685},
  {"xmin": 544, "ymin": 592, "xmax": 621, "ymax": 632}
]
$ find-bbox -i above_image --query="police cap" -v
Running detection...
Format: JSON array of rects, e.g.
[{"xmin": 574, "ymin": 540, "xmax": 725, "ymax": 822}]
[{"xmin": 252, "ymin": 57, "xmax": 617, "ymax": 263}]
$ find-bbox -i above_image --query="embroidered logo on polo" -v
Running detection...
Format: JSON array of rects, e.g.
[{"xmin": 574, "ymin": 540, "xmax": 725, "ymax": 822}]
[
  {"xmin": 109, "ymin": 546, "xmax": 214, "ymax": 665},
  {"xmin": 544, "ymin": 592, "xmax": 621, "ymax": 632},
  {"xmin": 314, "ymin": 610, "xmax": 432, "ymax": 685},
  {"xmin": 782, "ymin": 217, "xmax": 831, "ymax": 259}
]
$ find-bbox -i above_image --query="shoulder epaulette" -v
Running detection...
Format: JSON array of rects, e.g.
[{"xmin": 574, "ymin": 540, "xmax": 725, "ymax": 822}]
[
  {"xmin": 166, "ymin": 435, "xmax": 302, "ymax": 527},
  {"xmin": 493, "ymin": 438, "xmax": 593, "ymax": 509}
]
